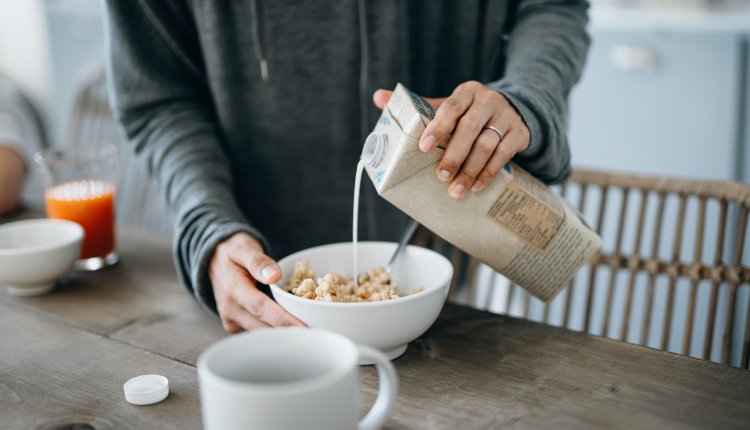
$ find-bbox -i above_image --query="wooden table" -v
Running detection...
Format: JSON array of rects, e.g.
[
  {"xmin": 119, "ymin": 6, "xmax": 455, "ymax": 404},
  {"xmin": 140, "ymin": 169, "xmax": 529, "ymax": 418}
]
[{"xmin": 1, "ymin": 224, "xmax": 749, "ymax": 429}]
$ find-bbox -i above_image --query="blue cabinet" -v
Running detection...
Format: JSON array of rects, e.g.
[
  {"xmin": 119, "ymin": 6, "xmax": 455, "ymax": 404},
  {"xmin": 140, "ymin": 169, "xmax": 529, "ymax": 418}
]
[{"xmin": 568, "ymin": 29, "xmax": 744, "ymax": 181}]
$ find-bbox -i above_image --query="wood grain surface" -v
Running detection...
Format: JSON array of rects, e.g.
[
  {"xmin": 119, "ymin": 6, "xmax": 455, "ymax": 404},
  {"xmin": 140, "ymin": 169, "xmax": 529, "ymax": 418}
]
[
  {"xmin": 0, "ymin": 302, "xmax": 201, "ymax": 430},
  {"xmin": 1, "ymin": 216, "xmax": 749, "ymax": 429},
  {"xmin": 361, "ymin": 305, "xmax": 750, "ymax": 430}
]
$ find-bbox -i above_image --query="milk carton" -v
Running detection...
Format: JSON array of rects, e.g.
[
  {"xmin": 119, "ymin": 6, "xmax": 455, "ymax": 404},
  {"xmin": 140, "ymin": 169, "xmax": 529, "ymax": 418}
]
[{"xmin": 362, "ymin": 83, "xmax": 601, "ymax": 302}]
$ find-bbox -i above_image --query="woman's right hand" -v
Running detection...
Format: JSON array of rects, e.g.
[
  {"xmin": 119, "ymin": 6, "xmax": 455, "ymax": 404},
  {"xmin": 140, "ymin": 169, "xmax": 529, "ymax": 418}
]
[{"xmin": 208, "ymin": 232, "xmax": 305, "ymax": 332}]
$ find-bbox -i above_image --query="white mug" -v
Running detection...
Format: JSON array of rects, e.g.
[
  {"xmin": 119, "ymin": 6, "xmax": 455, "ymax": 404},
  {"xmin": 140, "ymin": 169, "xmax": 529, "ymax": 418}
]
[{"xmin": 197, "ymin": 327, "xmax": 398, "ymax": 430}]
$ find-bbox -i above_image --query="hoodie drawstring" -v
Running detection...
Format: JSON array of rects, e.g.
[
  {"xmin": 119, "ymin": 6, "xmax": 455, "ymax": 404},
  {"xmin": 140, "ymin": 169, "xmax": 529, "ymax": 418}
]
[
  {"xmin": 358, "ymin": 0, "xmax": 370, "ymax": 143},
  {"xmin": 250, "ymin": 0, "xmax": 269, "ymax": 81}
]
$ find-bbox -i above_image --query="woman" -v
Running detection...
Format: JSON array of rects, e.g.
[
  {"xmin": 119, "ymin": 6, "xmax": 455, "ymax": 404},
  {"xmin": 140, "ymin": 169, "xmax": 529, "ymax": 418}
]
[{"xmin": 104, "ymin": 0, "xmax": 590, "ymax": 331}]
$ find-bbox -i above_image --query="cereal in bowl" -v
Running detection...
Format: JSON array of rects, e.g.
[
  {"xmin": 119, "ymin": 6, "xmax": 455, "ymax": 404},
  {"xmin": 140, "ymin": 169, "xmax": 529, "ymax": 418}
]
[{"xmin": 283, "ymin": 260, "xmax": 418, "ymax": 302}]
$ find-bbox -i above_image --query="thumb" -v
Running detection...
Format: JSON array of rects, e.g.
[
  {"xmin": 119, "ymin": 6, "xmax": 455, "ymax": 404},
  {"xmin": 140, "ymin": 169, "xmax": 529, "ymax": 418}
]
[
  {"xmin": 232, "ymin": 240, "xmax": 283, "ymax": 285},
  {"xmin": 250, "ymin": 254, "xmax": 282, "ymax": 285},
  {"xmin": 372, "ymin": 89, "xmax": 392, "ymax": 110}
]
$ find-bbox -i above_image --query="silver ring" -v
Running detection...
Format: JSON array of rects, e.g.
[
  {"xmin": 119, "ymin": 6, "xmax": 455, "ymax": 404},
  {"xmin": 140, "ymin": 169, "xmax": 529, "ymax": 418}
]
[
  {"xmin": 483, "ymin": 125, "xmax": 505, "ymax": 141},
  {"xmin": 482, "ymin": 125, "xmax": 504, "ymax": 142}
]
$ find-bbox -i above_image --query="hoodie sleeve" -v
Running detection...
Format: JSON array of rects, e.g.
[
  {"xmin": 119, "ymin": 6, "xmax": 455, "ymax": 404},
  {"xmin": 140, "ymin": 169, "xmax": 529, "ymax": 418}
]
[
  {"xmin": 0, "ymin": 77, "xmax": 45, "ymax": 210},
  {"xmin": 103, "ymin": 0, "xmax": 269, "ymax": 314},
  {"xmin": 487, "ymin": 0, "xmax": 590, "ymax": 184}
]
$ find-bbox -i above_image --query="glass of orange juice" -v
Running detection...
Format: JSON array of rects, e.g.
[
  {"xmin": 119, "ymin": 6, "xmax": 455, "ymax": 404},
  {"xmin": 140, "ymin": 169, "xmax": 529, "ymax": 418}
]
[{"xmin": 34, "ymin": 145, "xmax": 118, "ymax": 271}]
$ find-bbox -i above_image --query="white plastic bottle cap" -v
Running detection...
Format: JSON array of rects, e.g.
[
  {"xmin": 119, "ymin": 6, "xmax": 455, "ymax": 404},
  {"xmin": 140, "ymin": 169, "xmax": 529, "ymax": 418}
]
[{"xmin": 123, "ymin": 374, "xmax": 169, "ymax": 405}]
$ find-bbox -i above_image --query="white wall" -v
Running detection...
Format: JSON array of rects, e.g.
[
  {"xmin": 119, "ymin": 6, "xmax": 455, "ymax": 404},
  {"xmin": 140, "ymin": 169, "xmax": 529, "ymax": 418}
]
[
  {"xmin": 0, "ymin": 0, "xmax": 106, "ymax": 146},
  {"xmin": 0, "ymin": 0, "xmax": 53, "ymax": 125},
  {"xmin": 44, "ymin": 0, "xmax": 105, "ymax": 144}
]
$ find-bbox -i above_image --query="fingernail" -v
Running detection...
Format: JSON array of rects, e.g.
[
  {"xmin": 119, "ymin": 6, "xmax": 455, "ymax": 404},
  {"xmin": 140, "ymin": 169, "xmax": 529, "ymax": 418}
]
[
  {"xmin": 438, "ymin": 170, "xmax": 451, "ymax": 182},
  {"xmin": 449, "ymin": 183, "xmax": 465, "ymax": 199},
  {"xmin": 261, "ymin": 265, "xmax": 279, "ymax": 282},
  {"xmin": 472, "ymin": 180, "xmax": 483, "ymax": 192},
  {"xmin": 420, "ymin": 135, "xmax": 436, "ymax": 152}
]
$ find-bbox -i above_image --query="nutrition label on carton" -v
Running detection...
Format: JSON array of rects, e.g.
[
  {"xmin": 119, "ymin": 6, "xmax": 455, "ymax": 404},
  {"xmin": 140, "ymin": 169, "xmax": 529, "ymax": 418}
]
[{"xmin": 486, "ymin": 181, "xmax": 565, "ymax": 253}]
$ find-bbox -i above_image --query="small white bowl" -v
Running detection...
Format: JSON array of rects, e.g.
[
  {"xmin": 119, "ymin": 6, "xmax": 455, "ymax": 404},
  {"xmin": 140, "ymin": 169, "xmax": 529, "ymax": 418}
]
[
  {"xmin": 270, "ymin": 242, "xmax": 453, "ymax": 362},
  {"xmin": 0, "ymin": 219, "xmax": 84, "ymax": 296}
]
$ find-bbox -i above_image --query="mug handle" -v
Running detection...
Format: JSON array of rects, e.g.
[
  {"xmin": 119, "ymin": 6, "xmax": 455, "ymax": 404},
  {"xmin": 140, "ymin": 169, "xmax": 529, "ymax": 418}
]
[{"xmin": 357, "ymin": 345, "xmax": 398, "ymax": 430}]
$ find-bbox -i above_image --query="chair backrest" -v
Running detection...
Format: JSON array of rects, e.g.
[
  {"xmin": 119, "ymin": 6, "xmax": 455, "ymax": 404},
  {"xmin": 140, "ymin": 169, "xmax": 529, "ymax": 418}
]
[
  {"xmin": 63, "ymin": 66, "xmax": 171, "ymax": 237},
  {"xmin": 413, "ymin": 168, "xmax": 750, "ymax": 369}
]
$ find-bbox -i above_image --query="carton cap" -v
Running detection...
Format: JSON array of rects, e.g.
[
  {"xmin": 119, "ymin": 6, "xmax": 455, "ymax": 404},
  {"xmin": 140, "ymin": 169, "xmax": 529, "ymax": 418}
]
[
  {"xmin": 362, "ymin": 132, "xmax": 388, "ymax": 168},
  {"xmin": 123, "ymin": 374, "xmax": 169, "ymax": 405}
]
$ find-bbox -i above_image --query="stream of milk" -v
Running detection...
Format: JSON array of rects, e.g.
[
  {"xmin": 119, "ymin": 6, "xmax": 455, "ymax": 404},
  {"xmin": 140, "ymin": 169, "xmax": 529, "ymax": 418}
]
[{"xmin": 352, "ymin": 159, "xmax": 366, "ymax": 288}]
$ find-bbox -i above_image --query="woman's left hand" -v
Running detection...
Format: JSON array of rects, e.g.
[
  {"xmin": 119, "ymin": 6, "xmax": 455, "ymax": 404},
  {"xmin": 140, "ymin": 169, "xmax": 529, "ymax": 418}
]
[{"xmin": 373, "ymin": 81, "xmax": 530, "ymax": 199}]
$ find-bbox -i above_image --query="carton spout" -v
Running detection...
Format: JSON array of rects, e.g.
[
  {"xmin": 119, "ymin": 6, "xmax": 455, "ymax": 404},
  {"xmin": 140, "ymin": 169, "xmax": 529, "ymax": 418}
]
[{"xmin": 361, "ymin": 132, "xmax": 388, "ymax": 169}]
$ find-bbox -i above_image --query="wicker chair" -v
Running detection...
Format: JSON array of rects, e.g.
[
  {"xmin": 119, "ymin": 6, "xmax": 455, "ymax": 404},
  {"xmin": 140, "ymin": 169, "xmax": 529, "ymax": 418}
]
[
  {"xmin": 413, "ymin": 169, "xmax": 750, "ymax": 369},
  {"xmin": 62, "ymin": 66, "xmax": 171, "ymax": 237}
]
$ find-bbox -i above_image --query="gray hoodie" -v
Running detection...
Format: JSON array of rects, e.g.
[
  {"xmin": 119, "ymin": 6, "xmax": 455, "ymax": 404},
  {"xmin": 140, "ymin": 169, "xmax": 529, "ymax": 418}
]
[{"xmin": 103, "ymin": 0, "xmax": 590, "ymax": 313}]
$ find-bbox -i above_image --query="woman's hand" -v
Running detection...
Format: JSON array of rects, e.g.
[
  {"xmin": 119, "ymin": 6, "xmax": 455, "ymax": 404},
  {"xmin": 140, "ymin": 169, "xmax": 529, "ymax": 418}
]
[
  {"xmin": 208, "ymin": 232, "xmax": 305, "ymax": 332},
  {"xmin": 373, "ymin": 81, "xmax": 530, "ymax": 199}
]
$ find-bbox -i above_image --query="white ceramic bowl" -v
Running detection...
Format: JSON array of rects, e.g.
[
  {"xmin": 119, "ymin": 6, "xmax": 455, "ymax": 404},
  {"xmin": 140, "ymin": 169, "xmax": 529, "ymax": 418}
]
[
  {"xmin": 0, "ymin": 219, "xmax": 84, "ymax": 296},
  {"xmin": 270, "ymin": 242, "xmax": 453, "ymax": 362}
]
